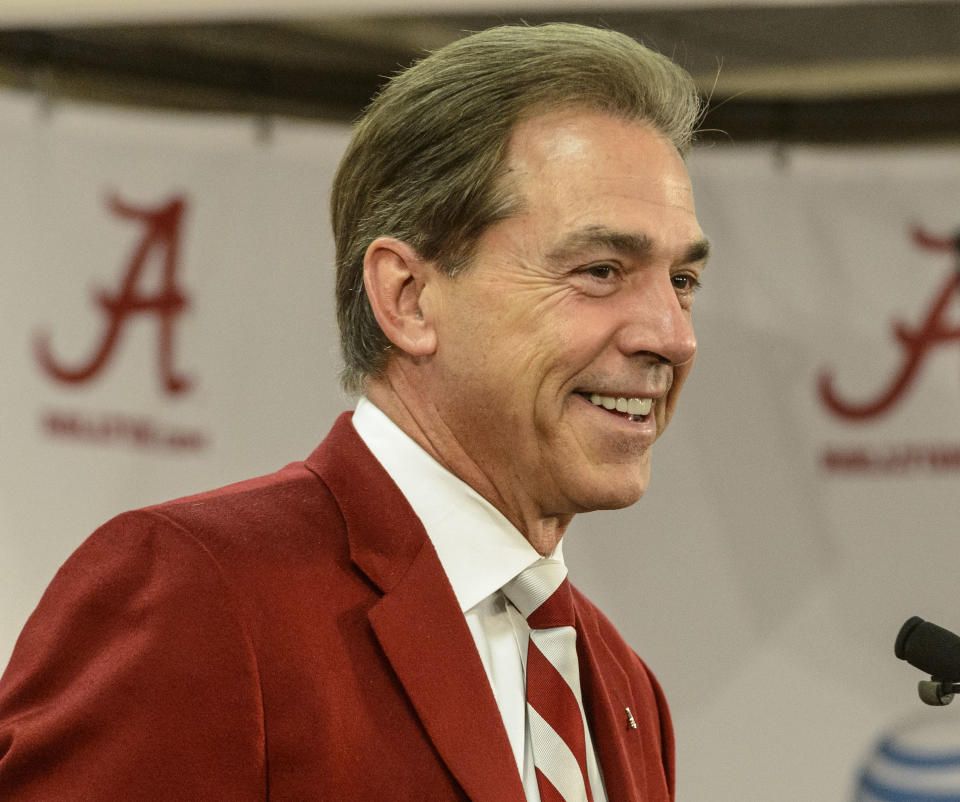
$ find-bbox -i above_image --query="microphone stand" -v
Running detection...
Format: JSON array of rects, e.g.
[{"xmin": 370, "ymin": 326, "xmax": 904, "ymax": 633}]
[{"xmin": 918, "ymin": 680, "xmax": 960, "ymax": 706}]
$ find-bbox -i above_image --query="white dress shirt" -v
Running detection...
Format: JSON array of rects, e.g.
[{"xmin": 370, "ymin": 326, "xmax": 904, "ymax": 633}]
[{"xmin": 352, "ymin": 398, "xmax": 606, "ymax": 801}]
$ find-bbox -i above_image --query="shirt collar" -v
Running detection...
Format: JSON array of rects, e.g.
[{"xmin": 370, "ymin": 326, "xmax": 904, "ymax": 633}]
[{"xmin": 351, "ymin": 397, "xmax": 561, "ymax": 612}]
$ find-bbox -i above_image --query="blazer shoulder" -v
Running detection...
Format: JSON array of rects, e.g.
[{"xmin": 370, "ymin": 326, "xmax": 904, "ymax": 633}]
[
  {"xmin": 147, "ymin": 459, "xmax": 325, "ymax": 520},
  {"xmin": 140, "ymin": 411, "xmax": 365, "ymax": 534}
]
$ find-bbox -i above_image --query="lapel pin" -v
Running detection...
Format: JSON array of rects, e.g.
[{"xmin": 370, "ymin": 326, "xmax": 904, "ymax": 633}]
[{"xmin": 625, "ymin": 706, "xmax": 637, "ymax": 730}]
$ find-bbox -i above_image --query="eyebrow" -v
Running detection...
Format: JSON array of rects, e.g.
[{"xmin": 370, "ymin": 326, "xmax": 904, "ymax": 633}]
[{"xmin": 546, "ymin": 225, "xmax": 710, "ymax": 266}]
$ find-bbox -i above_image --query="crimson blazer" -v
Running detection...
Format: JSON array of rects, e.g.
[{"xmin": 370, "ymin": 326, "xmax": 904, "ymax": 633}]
[{"xmin": 0, "ymin": 413, "xmax": 674, "ymax": 801}]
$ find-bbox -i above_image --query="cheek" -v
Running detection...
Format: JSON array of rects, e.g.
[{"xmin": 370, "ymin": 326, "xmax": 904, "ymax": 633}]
[
  {"xmin": 665, "ymin": 357, "xmax": 695, "ymax": 420},
  {"xmin": 447, "ymin": 288, "xmax": 591, "ymax": 408},
  {"xmin": 500, "ymin": 308, "xmax": 577, "ymax": 380}
]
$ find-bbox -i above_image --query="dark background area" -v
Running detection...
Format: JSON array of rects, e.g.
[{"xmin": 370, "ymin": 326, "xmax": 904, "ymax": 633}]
[{"xmin": 1, "ymin": 2, "xmax": 959, "ymax": 144}]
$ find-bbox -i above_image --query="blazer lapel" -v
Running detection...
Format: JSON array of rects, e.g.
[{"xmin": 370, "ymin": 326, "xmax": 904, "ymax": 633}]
[
  {"xmin": 576, "ymin": 614, "xmax": 646, "ymax": 802},
  {"xmin": 307, "ymin": 414, "xmax": 525, "ymax": 802},
  {"xmin": 368, "ymin": 541, "xmax": 525, "ymax": 802}
]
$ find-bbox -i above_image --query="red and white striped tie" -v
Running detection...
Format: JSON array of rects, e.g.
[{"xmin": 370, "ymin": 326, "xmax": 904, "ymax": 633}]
[{"xmin": 503, "ymin": 559, "xmax": 594, "ymax": 802}]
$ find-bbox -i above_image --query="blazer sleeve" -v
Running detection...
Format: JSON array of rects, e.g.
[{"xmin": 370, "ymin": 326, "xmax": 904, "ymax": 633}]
[{"xmin": 0, "ymin": 510, "xmax": 267, "ymax": 801}]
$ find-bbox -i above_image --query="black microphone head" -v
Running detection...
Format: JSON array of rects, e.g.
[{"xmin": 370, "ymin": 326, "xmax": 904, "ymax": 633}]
[
  {"xmin": 896, "ymin": 616, "xmax": 924, "ymax": 661},
  {"xmin": 896, "ymin": 617, "xmax": 960, "ymax": 680}
]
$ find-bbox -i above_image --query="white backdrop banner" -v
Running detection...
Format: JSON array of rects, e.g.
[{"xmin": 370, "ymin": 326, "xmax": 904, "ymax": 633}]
[{"xmin": 2, "ymin": 90, "xmax": 959, "ymax": 801}]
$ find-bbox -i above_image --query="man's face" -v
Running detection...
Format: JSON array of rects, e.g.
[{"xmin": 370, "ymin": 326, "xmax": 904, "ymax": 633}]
[{"xmin": 423, "ymin": 109, "xmax": 707, "ymax": 525}]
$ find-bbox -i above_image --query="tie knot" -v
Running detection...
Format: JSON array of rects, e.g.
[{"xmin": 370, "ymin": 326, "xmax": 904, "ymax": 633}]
[{"xmin": 502, "ymin": 558, "xmax": 574, "ymax": 630}]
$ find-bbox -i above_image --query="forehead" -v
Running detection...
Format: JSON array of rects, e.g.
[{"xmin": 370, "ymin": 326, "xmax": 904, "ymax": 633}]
[{"xmin": 502, "ymin": 109, "xmax": 697, "ymax": 221}]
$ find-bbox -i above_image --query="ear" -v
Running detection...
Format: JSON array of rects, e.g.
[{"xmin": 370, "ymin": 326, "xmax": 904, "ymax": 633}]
[{"xmin": 363, "ymin": 237, "xmax": 439, "ymax": 357}]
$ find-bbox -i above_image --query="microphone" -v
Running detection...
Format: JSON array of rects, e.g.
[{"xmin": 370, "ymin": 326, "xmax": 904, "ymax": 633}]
[{"xmin": 896, "ymin": 616, "xmax": 960, "ymax": 706}]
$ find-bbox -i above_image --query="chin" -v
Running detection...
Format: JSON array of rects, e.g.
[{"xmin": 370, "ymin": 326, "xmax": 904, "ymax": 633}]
[
  {"xmin": 568, "ymin": 472, "xmax": 650, "ymax": 513},
  {"xmin": 583, "ymin": 488, "xmax": 647, "ymax": 512}
]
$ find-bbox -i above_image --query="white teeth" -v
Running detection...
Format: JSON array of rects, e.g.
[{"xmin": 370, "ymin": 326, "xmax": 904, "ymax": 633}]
[{"xmin": 586, "ymin": 394, "xmax": 653, "ymax": 416}]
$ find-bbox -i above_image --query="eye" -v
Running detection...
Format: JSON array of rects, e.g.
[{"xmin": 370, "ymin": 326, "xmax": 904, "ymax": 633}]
[
  {"xmin": 671, "ymin": 272, "xmax": 702, "ymax": 293},
  {"xmin": 583, "ymin": 263, "xmax": 617, "ymax": 280},
  {"xmin": 569, "ymin": 262, "xmax": 623, "ymax": 298}
]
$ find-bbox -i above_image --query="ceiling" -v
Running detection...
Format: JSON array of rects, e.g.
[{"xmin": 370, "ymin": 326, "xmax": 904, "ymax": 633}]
[{"xmin": 1, "ymin": 1, "xmax": 959, "ymax": 144}]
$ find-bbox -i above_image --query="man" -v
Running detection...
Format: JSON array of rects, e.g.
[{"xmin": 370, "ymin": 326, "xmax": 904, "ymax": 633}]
[{"xmin": 0, "ymin": 22, "xmax": 708, "ymax": 801}]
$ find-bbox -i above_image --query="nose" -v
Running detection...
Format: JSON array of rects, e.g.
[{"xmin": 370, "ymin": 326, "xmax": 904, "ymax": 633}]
[{"xmin": 617, "ymin": 272, "xmax": 697, "ymax": 367}]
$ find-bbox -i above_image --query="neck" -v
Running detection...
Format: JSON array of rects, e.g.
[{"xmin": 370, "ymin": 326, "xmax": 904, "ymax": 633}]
[{"xmin": 364, "ymin": 368, "xmax": 572, "ymax": 555}]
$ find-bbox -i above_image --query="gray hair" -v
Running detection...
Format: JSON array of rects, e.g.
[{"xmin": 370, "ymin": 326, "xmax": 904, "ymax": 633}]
[{"xmin": 332, "ymin": 22, "xmax": 702, "ymax": 394}]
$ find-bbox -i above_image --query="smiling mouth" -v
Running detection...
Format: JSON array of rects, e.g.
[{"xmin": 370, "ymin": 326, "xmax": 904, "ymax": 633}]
[{"xmin": 579, "ymin": 393, "xmax": 653, "ymax": 422}]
